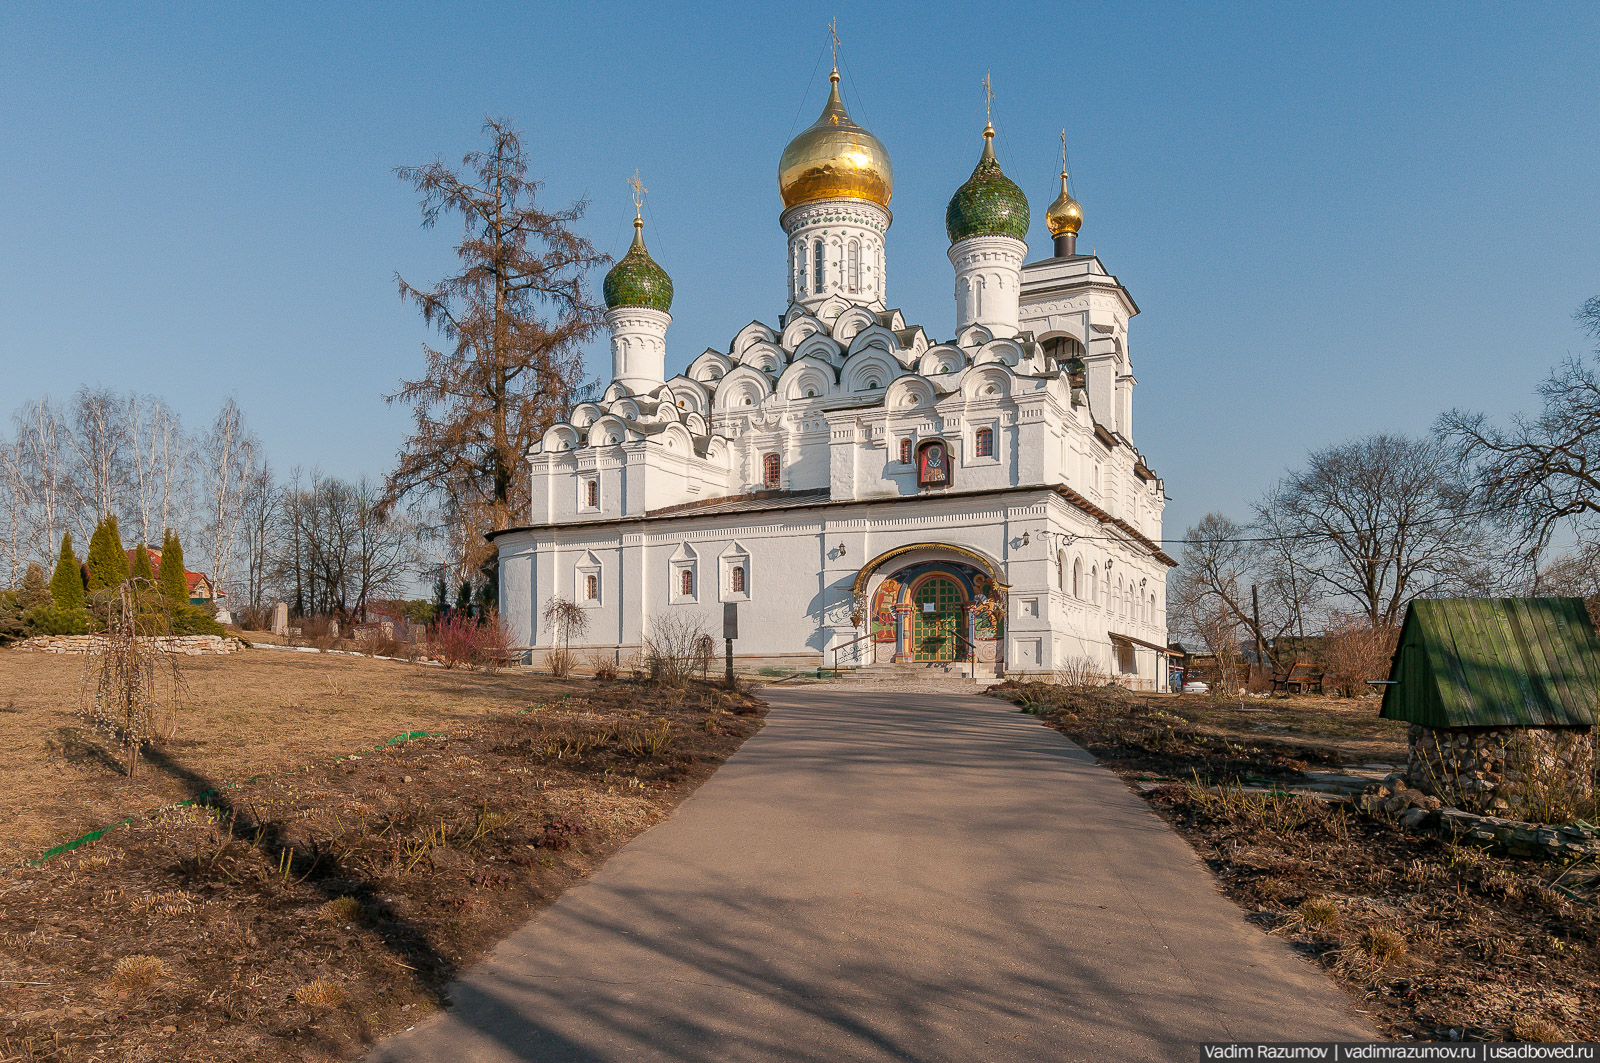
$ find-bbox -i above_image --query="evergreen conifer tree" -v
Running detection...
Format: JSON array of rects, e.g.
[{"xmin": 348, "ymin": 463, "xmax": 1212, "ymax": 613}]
[
  {"xmin": 19, "ymin": 562, "xmax": 50, "ymax": 608},
  {"xmin": 131, "ymin": 543, "xmax": 155, "ymax": 583},
  {"xmin": 50, "ymin": 532, "xmax": 84, "ymax": 609},
  {"xmin": 158, "ymin": 530, "xmax": 189, "ymax": 604},
  {"xmin": 86, "ymin": 515, "xmax": 129, "ymax": 591}
]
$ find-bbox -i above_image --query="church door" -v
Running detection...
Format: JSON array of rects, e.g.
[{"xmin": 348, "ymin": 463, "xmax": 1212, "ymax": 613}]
[{"xmin": 910, "ymin": 576, "xmax": 963, "ymax": 661}]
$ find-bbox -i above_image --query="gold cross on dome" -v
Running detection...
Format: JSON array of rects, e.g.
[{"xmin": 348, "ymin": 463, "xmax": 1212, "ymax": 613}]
[
  {"xmin": 829, "ymin": 19, "xmax": 840, "ymax": 70},
  {"xmin": 983, "ymin": 71, "xmax": 994, "ymax": 122},
  {"xmin": 628, "ymin": 169, "xmax": 646, "ymax": 218},
  {"xmin": 1060, "ymin": 128, "xmax": 1069, "ymax": 178}
]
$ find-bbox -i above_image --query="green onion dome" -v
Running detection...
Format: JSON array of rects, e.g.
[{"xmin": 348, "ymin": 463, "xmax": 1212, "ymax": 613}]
[
  {"xmin": 945, "ymin": 123, "xmax": 1030, "ymax": 244},
  {"xmin": 603, "ymin": 216, "xmax": 673, "ymax": 312}
]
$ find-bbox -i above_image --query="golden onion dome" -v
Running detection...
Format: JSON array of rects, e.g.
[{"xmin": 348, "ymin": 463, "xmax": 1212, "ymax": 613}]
[
  {"xmin": 778, "ymin": 70, "xmax": 893, "ymax": 211},
  {"xmin": 1046, "ymin": 170, "xmax": 1082, "ymax": 237}
]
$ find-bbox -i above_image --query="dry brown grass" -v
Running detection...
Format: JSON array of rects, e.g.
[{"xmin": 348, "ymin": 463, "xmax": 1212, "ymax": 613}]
[
  {"xmin": 110, "ymin": 955, "xmax": 165, "ymax": 990},
  {"xmin": 0, "ymin": 648, "xmax": 606, "ymax": 865},
  {"xmin": 293, "ymin": 978, "xmax": 345, "ymax": 1008},
  {"xmin": 318, "ymin": 896, "xmax": 362, "ymax": 923},
  {"xmin": 1357, "ymin": 926, "xmax": 1408, "ymax": 963},
  {"xmin": 1512, "ymin": 1016, "xmax": 1566, "ymax": 1043},
  {"xmin": 1297, "ymin": 897, "xmax": 1341, "ymax": 930}
]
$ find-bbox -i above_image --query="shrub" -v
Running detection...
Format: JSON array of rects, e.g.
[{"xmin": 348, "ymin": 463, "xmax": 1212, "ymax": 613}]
[
  {"xmin": 545, "ymin": 647, "xmax": 574, "ymax": 678},
  {"xmin": 644, "ymin": 611, "xmax": 714, "ymax": 686},
  {"xmin": 0, "ymin": 591, "xmax": 24, "ymax": 644},
  {"xmin": 1321, "ymin": 616, "xmax": 1399, "ymax": 697},
  {"xmin": 588, "ymin": 653, "xmax": 619, "ymax": 681},
  {"xmin": 427, "ymin": 611, "xmax": 512, "ymax": 670},
  {"xmin": 1052, "ymin": 656, "xmax": 1107, "ymax": 691},
  {"xmin": 169, "ymin": 604, "xmax": 225, "ymax": 636},
  {"xmin": 24, "ymin": 603, "xmax": 94, "ymax": 636}
]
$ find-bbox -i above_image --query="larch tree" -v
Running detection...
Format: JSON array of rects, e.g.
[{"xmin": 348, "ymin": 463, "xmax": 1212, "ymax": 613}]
[{"xmin": 386, "ymin": 117, "xmax": 609, "ymax": 570}]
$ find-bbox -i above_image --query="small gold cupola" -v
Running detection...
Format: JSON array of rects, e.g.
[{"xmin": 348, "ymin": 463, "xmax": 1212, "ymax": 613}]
[{"xmin": 1046, "ymin": 130, "xmax": 1083, "ymax": 257}]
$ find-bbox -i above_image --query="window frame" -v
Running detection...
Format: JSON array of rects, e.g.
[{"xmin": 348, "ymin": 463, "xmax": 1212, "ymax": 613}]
[{"xmin": 761, "ymin": 452, "xmax": 781, "ymax": 489}]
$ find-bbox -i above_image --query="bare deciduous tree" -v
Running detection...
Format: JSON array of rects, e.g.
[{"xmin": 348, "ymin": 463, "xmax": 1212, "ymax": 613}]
[
  {"xmin": 1439, "ymin": 296, "xmax": 1600, "ymax": 565},
  {"xmin": 1171, "ymin": 513, "xmax": 1300, "ymax": 671},
  {"xmin": 386, "ymin": 117, "xmax": 609, "ymax": 569},
  {"xmin": 65, "ymin": 386, "xmax": 131, "ymax": 536},
  {"xmin": 126, "ymin": 393, "xmax": 190, "ymax": 547},
  {"xmin": 197, "ymin": 397, "xmax": 257, "ymax": 594},
  {"xmin": 14, "ymin": 398, "xmax": 69, "ymax": 566},
  {"xmin": 1256, "ymin": 434, "xmax": 1490, "ymax": 627}
]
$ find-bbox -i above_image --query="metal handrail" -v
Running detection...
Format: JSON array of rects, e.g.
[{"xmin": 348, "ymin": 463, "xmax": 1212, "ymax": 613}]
[{"xmin": 831, "ymin": 629, "xmax": 880, "ymax": 674}]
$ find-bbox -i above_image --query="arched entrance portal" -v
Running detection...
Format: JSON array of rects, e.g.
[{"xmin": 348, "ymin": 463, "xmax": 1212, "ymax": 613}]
[{"xmin": 865, "ymin": 558, "xmax": 1005, "ymax": 666}]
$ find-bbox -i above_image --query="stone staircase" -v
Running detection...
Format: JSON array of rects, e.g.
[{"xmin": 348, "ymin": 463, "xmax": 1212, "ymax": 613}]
[{"xmin": 833, "ymin": 660, "xmax": 1000, "ymax": 684}]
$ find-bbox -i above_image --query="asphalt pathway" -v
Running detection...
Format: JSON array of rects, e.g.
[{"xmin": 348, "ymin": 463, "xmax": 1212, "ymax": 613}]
[{"xmin": 368, "ymin": 685, "xmax": 1373, "ymax": 1062}]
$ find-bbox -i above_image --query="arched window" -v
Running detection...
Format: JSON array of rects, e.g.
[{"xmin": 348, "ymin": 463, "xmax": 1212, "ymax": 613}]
[
  {"xmin": 584, "ymin": 574, "xmax": 598, "ymax": 601},
  {"xmin": 796, "ymin": 242, "xmax": 808, "ymax": 295},
  {"xmin": 847, "ymin": 240, "xmax": 861, "ymax": 291},
  {"xmin": 731, "ymin": 565, "xmax": 746, "ymax": 593},
  {"xmin": 1056, "ymin": 551, "xmax": 1065, "ymax": 589},
  {"xmin": 813, "ymin": 238, "xmax": 825, "ymax": 292},
  {"xmin": 1089, "ymin": 565, "xmax": 1098, "ymax": 605},
  {"xmin": 1072, "ymin": 558, "xmax": 1082, "ymax": 599},
  {"xmin": 585, "ymin": 479, "xmax": 598, "ymax": 508},
  {"xmin": 762, "ymin": 452, "xmax": 781, "ymax": 488},
  {"xmin": 899, "ymin": 438, "xmax": 912, "ymax": 464},
  {"xmin": 680, "ymin": 569, "xmax": 694, "ymax": 597},
  {"xmin": 1150, "ymin": 593, "xmax": 1158, "ymax": 624},
  {"xmin": 975, "ymin": 427, "xmax": 994, "ymax": 457}
]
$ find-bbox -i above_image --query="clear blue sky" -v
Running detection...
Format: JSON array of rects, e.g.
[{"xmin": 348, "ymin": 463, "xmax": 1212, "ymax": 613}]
[{"xmin": 3, "ymin": 1, "xmax": 1597, "ymax": 538}]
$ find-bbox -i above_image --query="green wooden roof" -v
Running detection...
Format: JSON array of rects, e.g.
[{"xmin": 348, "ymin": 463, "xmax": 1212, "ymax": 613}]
[{"xmin": 1380, "ymin": 598, "xmax": 1600, "ymax": 728}]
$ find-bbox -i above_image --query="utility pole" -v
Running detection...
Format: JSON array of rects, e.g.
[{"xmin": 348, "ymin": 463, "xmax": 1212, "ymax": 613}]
[{"xmin": 1251, "ymin": 583, "xmax": 1266, "ymax": 682}]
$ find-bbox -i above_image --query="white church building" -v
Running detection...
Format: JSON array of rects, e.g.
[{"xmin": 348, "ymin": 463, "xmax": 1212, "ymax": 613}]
[{"xmin": 492, "ymin": 68, "xmax": 1173, "ymax": 684}]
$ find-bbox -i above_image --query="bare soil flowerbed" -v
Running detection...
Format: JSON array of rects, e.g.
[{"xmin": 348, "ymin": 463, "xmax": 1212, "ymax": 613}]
[
  {"xmin": 990, "ymin": 681, "xmax": 1599, "ymax": 1043},
  {"xmin": 0, "ymin": 668, "xmax": 765, "ymax": 1062}
]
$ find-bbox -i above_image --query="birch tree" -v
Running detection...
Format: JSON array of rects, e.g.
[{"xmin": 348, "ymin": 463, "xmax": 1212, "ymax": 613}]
[
  {"xmin": 197, "ymin": 397, "xmax": 257, "ymax": 594},
  {"xmin": 126, "ymin": 393, "xmax": 190, "ymax": 547},
  {"xmin": 65, "ymin": 386, "xmax": 131, "ymax": 532},
  {"xmin": 14, "ymin": 399, "xmax": 69, "ymax": 565}
]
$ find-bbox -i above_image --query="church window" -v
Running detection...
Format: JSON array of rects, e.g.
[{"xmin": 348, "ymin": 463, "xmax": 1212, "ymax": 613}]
[
  {"xmin": 584, "ymin": 574, "xmax": 598, "ymax": 601},
  {"xmin": 813, "ymin": 239, "xmax": 825, "ymax": 292},
  {"xmin": 1072, "ymin": 558, "xmax": 1082, "ymax": 598},
  {"xmin": 847, "ymin": 240, "xmax": 861, "ymax": 292},
  {"xmin": 731, "ymin": 565, "xmax": 745, "ymax": 593},
  {"xmin": 975, "ymin": 427, "xmax": 994, "ymax": 457},
  {"xmin": 680, "ymin": 569, "xmax": 694, "ymax": 597},
  {"xmin": 584, "ymin": 480, "xmax": 598, "ymax": 508},
  {"xmin": 762, "ymin": 452, "xmax": 781, "ymax": 488},
  {"xmin": 1056, "ymin": 552, "xmax": 1065, "ymax": 590},
  {"xmin": 1089, "ymin": 565, "xmax": 1099, "ymax": 605},
  {"xmin": 796, "ymin": 242, "xmax": 807, "ymax": 294},
  {"xmin": 899, "ymin": 438, "xmax": 912, "ymax": 464}
]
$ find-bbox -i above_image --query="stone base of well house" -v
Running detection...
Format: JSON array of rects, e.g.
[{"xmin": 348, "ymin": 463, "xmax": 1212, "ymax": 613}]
[{"xmin": 1405, "ymin": 724, "xmax": 1595, "ymax": 819}]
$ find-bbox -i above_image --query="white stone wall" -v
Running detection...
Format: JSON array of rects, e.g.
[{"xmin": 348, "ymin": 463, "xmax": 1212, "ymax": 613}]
[{"xmin": 497, "ymin": 487, "xmax": 1168, "ymax": 686}]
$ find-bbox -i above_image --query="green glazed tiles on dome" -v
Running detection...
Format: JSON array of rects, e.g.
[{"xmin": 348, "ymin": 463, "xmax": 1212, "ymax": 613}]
[
  {"xmin": 603, "ymin": 224, "xmax": 673, "ymax": 312},
  {"xmin": 946, "ymin": 135, "xmax": 1030, "ymax": 244}
]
